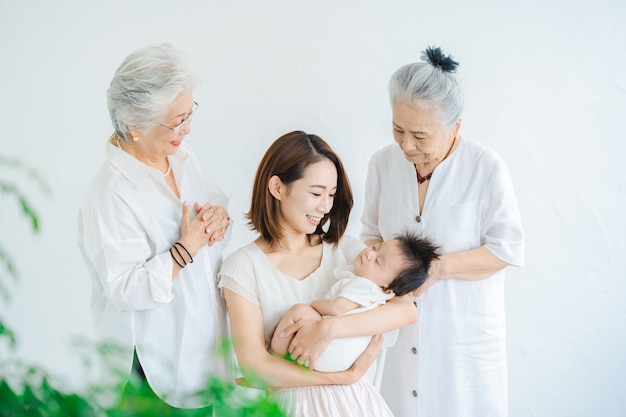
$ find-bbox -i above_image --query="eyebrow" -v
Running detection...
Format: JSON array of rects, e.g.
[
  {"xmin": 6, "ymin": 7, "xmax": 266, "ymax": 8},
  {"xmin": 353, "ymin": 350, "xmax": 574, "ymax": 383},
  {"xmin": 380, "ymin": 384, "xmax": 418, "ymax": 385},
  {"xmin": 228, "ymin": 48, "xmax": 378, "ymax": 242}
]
[
  {"xmin": 169, "ymin": 105, "xmax": 194, "ymax": 121},
  {"xmin": 309, "ymin": 185, "xmax": 337, "ymax": 190},
  {"xmin": 392, "ymin": 121, "xmax": 428, "ymax": 135}
]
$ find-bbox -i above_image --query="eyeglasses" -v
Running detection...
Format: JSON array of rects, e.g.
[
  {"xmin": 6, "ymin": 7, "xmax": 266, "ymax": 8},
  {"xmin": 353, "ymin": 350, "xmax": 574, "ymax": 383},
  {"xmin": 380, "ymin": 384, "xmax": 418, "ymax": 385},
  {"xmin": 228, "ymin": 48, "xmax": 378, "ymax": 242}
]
[{"xmin": 159, "ymin": 101, "xmax": 199, "ymax": 134}]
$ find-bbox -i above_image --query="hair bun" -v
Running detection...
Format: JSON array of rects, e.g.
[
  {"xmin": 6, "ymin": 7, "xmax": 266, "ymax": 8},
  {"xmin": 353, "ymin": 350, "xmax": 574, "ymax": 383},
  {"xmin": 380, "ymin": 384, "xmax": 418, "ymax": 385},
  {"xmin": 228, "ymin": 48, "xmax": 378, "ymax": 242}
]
[{"xmin": 421, "ymin": 46, "xmax": 459, "ymax": 73}]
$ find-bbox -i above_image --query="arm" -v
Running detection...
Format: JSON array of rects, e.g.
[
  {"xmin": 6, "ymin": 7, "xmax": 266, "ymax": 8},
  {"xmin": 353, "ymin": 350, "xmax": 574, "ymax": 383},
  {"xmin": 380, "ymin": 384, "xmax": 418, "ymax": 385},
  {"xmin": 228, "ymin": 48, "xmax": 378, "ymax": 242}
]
[
  {"xmin": 285, "ymin": 295, "xmax": 418, "ymax": 368},
  {"xmin": 311, "ymin": 297, "xmax": 360, "ymax": 317},
  {"xmin": 223, "ymin": 288, "xmax": 380, "ymax": 388},
  {"xmin": 412, "ymin": 246, "xmax": 507, "ymax": 297},
  {"xmin": 414, "ymin": 157, "xmax": 523, "ymax": 292}
]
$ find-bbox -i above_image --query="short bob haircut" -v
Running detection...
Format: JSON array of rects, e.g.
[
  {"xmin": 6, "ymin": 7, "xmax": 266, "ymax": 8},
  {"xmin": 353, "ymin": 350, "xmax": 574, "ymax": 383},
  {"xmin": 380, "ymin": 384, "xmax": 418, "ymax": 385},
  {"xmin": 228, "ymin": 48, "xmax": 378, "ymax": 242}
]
[
  {"xmin": 388, "ymin": 48, "xmax": 464, "ymax": 129},
  {"xmin": 107, "ymin": 42, "xmax": 200, "ymax": 143},
  {"xmin": 386, "ymin": 231, "xmax": 440, "ymax": 296},
  {"xmin": 247, "ymin": 131, "xmax": 353, "ymax": 246}
]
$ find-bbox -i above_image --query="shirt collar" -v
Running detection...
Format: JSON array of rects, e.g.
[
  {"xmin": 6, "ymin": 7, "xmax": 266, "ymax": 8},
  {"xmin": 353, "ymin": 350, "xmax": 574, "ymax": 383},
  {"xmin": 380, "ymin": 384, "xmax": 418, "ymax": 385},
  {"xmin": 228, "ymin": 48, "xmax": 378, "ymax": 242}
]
[{"xmin": 105, "ymin": 140, "xmax": 189, "ymax": 186}]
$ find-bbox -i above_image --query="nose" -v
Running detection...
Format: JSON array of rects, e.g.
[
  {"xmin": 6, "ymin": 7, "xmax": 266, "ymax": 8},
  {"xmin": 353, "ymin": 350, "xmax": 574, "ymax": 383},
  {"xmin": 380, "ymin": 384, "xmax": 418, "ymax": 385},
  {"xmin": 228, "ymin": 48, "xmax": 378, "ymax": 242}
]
[
  {"xmin": 318, "ymin": 196, "xmax": 333, "ymax": 214},
  {"xmin": 181, "ymin": 118, "xmax": 192, "ymax": 135},
  {"xmin": 400, "ymin": 135, "xmax": 415, "ymax": 151}
]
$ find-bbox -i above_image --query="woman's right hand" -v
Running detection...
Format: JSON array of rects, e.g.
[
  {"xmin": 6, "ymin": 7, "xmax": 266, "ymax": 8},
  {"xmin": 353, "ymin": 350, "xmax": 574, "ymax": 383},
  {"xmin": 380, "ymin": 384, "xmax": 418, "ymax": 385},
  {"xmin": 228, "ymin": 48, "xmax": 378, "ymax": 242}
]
[{"xmin": 177, "ymin": 201, "xmax": 213, "ymax": 258}]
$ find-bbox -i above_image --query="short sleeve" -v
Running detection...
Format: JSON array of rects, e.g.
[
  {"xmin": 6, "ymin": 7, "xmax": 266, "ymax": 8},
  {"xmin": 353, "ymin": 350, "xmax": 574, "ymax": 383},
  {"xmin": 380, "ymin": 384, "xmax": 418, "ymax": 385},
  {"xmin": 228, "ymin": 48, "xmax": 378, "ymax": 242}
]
[
  {"xmin": 360, "ymin": 152, "xmax": 383, "ymax": 242},
  {"xmin": 481, "ymin": 159, "xmax": 525, "ymax": 266},
  {"xmin": 336, "ymin": 277, "xmax": 393, "ymax": 307},
  {"xmin": 218, "ymin": 249, "xmax": 259, "ymax": 305}
]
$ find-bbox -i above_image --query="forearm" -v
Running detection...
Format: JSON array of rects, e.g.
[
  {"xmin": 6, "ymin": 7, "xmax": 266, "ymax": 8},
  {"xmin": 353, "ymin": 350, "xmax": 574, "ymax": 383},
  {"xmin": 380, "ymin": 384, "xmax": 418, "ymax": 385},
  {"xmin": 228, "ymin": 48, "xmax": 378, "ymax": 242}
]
[
  {"xmin": 435, "ymin": 246, "xmax": 508, "ymax": 281},
  {"xmin": 311, "ymin": 298, "xmax": 359, "ymax": 316},
  {"xmin": 325, "ymin": 296, "xmax": 418, "ymax": 339},
  {"xmin": 225, "ymin": 289, "xmax": 361, "ymax": 388},
  {"xmin": 236, "ymin": 346, "xmax": 359, "ymax": 388}
]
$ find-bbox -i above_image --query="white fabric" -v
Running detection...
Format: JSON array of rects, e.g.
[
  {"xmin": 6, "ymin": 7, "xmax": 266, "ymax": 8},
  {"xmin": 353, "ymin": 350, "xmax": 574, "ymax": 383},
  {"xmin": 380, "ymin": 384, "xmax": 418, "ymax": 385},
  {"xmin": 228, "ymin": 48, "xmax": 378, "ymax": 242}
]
[
  {"xmin": 361, "ymin": 138, "xmax": 524, "ymax": 417},
  {"xmin": 218, "ymin": 236, "xmax": 394, "ymax": 417},
  {"xmin": 315, "ymin": 267, "xmax": 394, "ymax": 372},
  {"xmin": 78, "ymin": 141, "xmax": 231, "ymax": 408}
]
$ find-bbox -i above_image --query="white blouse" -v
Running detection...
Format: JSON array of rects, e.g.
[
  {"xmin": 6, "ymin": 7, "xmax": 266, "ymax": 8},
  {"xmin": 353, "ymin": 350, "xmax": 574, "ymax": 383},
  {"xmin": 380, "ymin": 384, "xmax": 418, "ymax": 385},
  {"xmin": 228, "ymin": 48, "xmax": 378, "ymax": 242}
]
[
  {"xmin": 78, "ymin": 141, "xmax": 230, "ymax": 408},
  {"xmin": 218, "ymin": 237, "xmax": 395, "ymax": 417},
  {"xmin": 361, "ymin": 138, "xmax": 524, "ymax": 417}
]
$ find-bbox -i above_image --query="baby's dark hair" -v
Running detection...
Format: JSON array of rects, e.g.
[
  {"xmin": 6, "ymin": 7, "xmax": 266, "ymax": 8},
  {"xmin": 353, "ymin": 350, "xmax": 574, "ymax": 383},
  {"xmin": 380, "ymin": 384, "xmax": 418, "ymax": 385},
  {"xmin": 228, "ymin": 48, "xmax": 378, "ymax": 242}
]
[{"xmin": 386, "ymin": 231, "xmax": 440, "ymax": 296}]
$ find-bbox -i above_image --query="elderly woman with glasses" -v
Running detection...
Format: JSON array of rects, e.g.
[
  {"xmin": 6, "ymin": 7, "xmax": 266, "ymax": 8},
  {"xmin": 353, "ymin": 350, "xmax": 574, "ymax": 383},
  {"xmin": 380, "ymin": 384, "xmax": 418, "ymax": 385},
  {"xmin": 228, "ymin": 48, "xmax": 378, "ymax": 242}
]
[
  {"xmin": 361, "ymin": 46, "xmax": 525, "ymax": 417},
  {"xmin": 78, "ymin": 43, "xmax": 231, "ymax": 411}
]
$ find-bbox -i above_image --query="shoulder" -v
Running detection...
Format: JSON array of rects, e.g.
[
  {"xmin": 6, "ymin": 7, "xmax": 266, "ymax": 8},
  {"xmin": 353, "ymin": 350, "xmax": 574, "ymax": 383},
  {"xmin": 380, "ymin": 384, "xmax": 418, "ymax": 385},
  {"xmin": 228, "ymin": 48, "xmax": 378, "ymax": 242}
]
[
  {"xmin": 369, "ymin": 143, "xmax": 403, "ymax": 165},
  {"xmin": 220, "ymin": 242, "xmax": 259, "ymax": 275},
  {"xmin": 459, "ymin": 137, "xmax": 505, "ymax": 167}
]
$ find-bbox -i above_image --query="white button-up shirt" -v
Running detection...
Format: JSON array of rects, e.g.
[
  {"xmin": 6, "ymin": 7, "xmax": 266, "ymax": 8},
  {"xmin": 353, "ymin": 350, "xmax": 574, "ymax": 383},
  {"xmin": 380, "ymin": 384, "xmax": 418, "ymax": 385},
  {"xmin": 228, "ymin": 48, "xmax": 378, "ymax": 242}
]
[
  {"xmin": 78, "ymin": 141, "xmax": 231, "ymax": 408},
  {"xmin": 361, "ymin": 138, "xmax": 524, "ymax": 417}
]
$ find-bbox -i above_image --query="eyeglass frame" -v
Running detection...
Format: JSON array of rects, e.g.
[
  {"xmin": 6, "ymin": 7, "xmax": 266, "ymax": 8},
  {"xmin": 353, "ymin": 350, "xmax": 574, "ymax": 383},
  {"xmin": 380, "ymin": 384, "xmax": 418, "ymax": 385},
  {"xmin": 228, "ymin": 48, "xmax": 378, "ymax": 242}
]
[{"xmin": 158, "ymin": 101, "xmax": 199, "ymax": 134}]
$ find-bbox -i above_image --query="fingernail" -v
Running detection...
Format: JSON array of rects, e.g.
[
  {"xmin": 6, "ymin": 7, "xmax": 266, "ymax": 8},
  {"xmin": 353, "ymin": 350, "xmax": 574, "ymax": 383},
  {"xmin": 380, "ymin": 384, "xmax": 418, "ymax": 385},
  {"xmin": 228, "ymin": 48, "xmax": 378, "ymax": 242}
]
[
  {"xmin": 211, "ymin": 237, "xmax": 216, "ymax": 241},
  {"xmin": 206, "ymin": 227, "xmax": 211, "ymax": 233},
  {"xmin": 227, "ymin": 217, "xmax": 230, "ymax": 221}
]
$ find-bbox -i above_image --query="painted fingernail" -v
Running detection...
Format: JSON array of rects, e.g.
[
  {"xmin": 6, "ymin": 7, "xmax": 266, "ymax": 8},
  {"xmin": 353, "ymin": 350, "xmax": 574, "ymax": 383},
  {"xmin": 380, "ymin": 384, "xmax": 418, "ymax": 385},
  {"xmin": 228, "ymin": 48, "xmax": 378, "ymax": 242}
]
[
  {"xmin": 211, "ymin": 237, "xmax": 216, "ymax": 241},
  {"xmin": 227, "ymin": 217, "xmax": 231, "ymax": 221}
]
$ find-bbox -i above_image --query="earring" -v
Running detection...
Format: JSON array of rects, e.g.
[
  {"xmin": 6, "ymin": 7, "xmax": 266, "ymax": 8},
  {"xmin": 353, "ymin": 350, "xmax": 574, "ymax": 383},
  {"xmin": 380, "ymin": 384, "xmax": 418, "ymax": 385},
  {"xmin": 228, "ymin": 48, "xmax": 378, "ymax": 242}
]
[{"xmin": 133, "ymin": 136, "xmax": 139, "ymax": 142}]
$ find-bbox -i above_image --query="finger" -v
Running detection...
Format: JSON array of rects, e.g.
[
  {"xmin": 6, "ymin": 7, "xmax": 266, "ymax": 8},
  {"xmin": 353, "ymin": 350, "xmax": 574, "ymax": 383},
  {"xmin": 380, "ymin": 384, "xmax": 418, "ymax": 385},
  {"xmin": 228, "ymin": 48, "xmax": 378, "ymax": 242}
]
[
  {"xmin": 200, "ymin": 204, "xmax": 214, "ymax": 221},
  {"xmin": 280, "ymin": 321, "xmax": 304, "ymax": 338},
  {"xmin": 181, "ymin": 201, "xmax": 191, "ymax": 221},
  {"xmin": 193, "ymin": 201, "xmax": 203, "ymax": 214}
]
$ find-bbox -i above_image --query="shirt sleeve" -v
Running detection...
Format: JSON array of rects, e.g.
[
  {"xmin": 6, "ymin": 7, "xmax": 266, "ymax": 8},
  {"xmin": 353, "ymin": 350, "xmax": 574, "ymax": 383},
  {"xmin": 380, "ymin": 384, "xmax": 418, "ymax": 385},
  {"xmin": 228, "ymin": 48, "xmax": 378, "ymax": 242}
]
[
  {"xmin": 336, "ymin": 277, "xmax": 394, "ymax": 307},
  {"xmin": 218, "ymin": 249, "xmax": 260, "ymax": 305},
  {"xmin": 481, "ymin": 158, "xmax": 525, "ymax": 266},
  {"xmin": 360, "ymin": 153, "xmax": 383, "ymax": 242},
  {"xmin": 79, "ymin": 192, "xmax": 174, "ymax": 312}
]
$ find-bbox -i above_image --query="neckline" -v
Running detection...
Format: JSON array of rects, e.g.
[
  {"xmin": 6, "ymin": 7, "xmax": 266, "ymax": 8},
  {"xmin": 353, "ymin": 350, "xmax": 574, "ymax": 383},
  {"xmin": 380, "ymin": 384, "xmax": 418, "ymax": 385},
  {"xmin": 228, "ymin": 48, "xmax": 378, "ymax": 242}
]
[
  {"xmin": 414, "ymin": 135, "xmax": 458, "ymax": 184},
  {"xmin": 251, "ymin": 240, "xmax": 326, "ymax": 282}
]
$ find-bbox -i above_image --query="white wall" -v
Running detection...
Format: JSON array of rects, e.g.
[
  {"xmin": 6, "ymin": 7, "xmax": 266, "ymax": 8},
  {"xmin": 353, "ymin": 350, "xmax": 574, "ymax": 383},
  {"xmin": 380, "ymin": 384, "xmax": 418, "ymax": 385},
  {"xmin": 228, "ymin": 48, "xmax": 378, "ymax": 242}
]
[{"xmin": 1, "ymin": 1, "xmax": 625, "ymax": 415}]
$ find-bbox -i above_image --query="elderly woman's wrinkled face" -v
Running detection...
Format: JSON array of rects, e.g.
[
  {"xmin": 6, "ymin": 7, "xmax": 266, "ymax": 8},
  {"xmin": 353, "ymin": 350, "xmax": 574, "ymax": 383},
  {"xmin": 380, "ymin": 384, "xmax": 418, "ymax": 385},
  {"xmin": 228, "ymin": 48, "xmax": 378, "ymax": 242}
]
[
  {"xmin": 131, "ymin": 92, "xmax": 195, "ymax": 158},
  {"xmin": 392, "ymin": 100, "xmax": 457, "ymax": 167}
]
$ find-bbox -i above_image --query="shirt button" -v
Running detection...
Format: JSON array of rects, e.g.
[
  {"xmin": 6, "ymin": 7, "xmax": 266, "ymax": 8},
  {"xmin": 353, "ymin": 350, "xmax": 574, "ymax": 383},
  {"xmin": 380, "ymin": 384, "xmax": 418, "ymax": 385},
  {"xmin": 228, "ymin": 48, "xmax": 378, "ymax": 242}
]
[
  {"xmin": 415, "ymin": 215, "xmax": 421, "ymax": 223},
  {"xmin": 412, "ymin": 390, "xmax": 418, "ymax": 397},
  {"xmin": 411, "ymin": 347, "xmax": 418, "ymax": 354}
]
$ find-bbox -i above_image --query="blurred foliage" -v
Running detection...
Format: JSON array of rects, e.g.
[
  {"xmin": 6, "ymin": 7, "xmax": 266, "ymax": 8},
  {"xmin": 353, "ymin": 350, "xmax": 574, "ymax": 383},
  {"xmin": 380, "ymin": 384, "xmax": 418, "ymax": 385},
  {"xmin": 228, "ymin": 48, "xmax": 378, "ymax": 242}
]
[
  {"xmin": 0, "ymin": 155, "xmax": 52, "ymax": 300},
  {"xmin": 0, "ymin": 155, "xmax": 287, "ymax": 416}
]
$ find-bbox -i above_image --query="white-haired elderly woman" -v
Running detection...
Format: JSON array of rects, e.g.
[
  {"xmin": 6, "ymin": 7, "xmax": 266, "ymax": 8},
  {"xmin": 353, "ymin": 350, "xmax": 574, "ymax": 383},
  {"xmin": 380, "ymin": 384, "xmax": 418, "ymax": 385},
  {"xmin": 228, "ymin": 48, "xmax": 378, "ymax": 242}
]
[
  {"xmin": 361, "ymin": 46, "xmax": 525, "ymax": 417},
  {"xmin": 78, "ymin": 43, "xmax": 231, "ymax": 411}
]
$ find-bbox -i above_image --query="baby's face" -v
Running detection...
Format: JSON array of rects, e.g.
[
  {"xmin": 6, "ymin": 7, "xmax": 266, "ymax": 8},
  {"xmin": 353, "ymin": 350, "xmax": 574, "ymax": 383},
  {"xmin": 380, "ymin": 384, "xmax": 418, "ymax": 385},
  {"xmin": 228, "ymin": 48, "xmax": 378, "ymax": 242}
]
[{"xmin": 353, "ymin": 240, "xmax": 405, "ymax": 289}]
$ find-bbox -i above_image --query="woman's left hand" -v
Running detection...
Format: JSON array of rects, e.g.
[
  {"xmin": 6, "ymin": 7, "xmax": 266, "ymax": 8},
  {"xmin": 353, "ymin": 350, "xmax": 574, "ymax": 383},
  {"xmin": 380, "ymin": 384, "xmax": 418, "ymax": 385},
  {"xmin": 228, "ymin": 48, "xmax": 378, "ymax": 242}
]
[
  {"xmin": 282, "ymin": 318, "xmax": 333, "ymax": 370},
  {"xmin": 194, "ymin": 202, "xmax": 230, "ymax": 246},
  {"xmin": 412, "ymin": 257, "xmax": 442, "ymax": 297}
]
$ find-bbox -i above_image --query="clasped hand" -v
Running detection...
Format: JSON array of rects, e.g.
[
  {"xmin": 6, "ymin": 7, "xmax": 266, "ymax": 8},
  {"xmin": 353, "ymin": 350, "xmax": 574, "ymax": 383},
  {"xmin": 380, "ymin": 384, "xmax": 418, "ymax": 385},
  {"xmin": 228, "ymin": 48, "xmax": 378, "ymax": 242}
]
[{"xmin": 178, "ymin": 201, "xmax": 230, "ymax": 257}]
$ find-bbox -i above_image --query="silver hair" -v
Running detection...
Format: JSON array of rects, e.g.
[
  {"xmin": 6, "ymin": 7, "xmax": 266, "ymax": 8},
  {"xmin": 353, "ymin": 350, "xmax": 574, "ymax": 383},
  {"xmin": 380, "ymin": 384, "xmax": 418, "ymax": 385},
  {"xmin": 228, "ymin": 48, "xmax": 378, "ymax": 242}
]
[
  {"xmin": 107, "ymin": 43, "xmax": 200, "ymax": 143},
  {"xmin": 388, "ymin": 55, "xmax": 464, "ymax": 129}
]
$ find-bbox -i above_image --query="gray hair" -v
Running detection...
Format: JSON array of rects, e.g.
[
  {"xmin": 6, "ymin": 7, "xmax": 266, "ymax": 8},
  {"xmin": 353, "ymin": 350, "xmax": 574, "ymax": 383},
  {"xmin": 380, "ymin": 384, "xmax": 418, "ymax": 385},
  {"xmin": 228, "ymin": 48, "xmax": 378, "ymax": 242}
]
[
  {"xmin": 389, "ymin": 50, "xmax": 464, "ymax": 129},
  {"xmin": 107, "ymin": 43, "xmax": 200, "ymax": 143}
]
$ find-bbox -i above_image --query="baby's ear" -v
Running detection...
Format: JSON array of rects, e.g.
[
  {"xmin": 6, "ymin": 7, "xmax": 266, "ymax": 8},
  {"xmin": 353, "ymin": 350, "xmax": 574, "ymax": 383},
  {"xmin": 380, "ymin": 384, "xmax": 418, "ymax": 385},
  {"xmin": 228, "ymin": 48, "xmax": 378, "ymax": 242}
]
[{"xmin": 383, "ymin": 288, "xmax": 395, "ymax": 295}]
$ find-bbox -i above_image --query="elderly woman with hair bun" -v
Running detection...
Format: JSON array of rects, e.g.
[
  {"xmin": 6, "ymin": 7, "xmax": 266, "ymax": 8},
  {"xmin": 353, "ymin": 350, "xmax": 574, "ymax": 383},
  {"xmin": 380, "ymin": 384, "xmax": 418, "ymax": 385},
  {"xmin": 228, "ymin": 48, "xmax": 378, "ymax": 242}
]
[
  {"xmin": 78, "ymin": 43, "xmax": 231, "ymax": 411},
  {"xmin": 361, "ymin": 46, "xmax": 525, "ymax": 417}
]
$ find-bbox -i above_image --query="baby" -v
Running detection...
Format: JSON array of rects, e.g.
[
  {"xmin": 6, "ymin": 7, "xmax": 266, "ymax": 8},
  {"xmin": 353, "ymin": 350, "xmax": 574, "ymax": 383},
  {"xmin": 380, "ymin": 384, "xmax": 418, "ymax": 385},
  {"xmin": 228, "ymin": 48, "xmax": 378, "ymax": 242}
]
[{"xmin": 270, "ymin": 231, "xmax": 439, "ymax": 372}]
